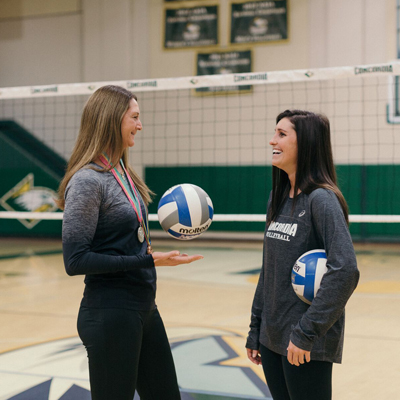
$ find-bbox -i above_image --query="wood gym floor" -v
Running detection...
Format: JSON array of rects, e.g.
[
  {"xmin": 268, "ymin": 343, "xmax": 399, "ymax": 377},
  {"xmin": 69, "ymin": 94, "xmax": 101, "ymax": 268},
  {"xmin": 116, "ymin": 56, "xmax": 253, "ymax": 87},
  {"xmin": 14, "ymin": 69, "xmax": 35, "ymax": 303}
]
[{"xmin": 0, "ymin": 237, "xmax": 399, "ymax": 400}]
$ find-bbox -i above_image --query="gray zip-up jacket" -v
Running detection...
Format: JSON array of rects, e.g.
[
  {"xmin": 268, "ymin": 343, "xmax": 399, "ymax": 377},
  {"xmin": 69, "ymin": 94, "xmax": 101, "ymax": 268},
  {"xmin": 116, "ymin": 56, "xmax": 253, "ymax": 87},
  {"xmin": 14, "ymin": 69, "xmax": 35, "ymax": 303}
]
[{"xmin": 246, "ymin": 189, "xmax": 359, "ymax": 363}]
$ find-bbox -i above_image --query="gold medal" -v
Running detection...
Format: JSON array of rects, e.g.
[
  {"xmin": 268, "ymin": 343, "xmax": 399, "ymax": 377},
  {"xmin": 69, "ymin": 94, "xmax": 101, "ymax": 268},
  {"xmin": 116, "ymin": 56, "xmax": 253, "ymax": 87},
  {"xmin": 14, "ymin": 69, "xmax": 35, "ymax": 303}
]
[
  {"xmin": 147, "ymin": 245, "xmax": 153, "ymax": 255},
  {"xmin": 137, "ymin": 226, "xmax": 145, "ymax": 243}
]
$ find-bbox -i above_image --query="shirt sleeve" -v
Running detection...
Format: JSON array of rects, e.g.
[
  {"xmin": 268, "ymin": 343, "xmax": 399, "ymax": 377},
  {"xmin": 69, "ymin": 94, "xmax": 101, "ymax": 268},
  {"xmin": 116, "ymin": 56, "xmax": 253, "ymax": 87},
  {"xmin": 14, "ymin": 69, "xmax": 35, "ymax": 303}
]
[
  {"xmin": 290, "ymin": 189, "xmax": 360, "ymax": 351},
  {"xmin": 245, "ymin": 193, "xmax": 271, "ymax": 350},
  {"xmin": 62, "ymin": 170, "xmax": 154, "ymax": 276},
  {"xmin": 245, "ymin": 264, "xmax": 264, "ymax": 350}
]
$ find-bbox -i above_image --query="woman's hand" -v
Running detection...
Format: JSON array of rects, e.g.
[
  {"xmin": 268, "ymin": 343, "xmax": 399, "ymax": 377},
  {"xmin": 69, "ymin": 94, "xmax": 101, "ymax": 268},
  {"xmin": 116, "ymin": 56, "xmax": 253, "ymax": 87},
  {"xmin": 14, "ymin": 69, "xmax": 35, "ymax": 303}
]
[
  {"xmin": 152, "ymin": 251, "xmax": 203, "ymax": 267},
  {"xmin": 246, "ymin": 348, "xmax": 262, "ymax": 365},
  {"xmin": 287, "ymin": 340, "xmax": 311, "ymax": 366}
]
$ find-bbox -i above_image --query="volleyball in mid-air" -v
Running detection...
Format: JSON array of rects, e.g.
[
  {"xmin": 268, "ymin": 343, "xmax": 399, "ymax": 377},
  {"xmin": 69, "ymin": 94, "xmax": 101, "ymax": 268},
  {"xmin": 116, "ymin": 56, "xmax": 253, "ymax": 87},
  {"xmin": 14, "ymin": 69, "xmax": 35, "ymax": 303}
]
[
  {"xmin": 291, "ymin": 249, "xmax": 328, "ymax": 305},
  {"xmin": 157, "ymin": 184, "xmax": 214, "ymax": 240}
]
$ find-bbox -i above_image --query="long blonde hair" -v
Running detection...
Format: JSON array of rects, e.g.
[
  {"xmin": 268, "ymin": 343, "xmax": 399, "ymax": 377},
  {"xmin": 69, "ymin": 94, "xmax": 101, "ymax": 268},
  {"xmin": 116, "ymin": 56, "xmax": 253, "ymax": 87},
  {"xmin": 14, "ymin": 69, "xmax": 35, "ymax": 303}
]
[{"xmin": 57, "ymin": 85, "xmax": 153, "ymax": 209}]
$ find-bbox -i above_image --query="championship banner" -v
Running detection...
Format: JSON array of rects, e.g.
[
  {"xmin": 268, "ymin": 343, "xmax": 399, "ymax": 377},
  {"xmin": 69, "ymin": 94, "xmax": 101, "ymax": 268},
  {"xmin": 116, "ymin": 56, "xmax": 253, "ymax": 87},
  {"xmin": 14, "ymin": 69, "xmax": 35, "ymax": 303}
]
[
  {"xmin": 230, "ymin": 0, "xmax": 288, "ymax": 44},
  {"xmin": 164, "ymin": 5, "xmax": 218, "ymax": 49},
  {"xmin": 196, "ymin": 50, "xmax": 252, "ymax": 93}
]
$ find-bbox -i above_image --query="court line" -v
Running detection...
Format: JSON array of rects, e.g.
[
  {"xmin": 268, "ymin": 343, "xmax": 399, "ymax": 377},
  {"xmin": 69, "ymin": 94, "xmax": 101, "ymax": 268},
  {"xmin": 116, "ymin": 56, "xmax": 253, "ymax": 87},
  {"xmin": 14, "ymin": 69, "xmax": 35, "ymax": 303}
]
[
  {"xmin": 345, "ymin": 334, "xmax": 400, "ymax": 342},
  {"xmin": 0, "ymin": 249, "xmax": 62, "ymax": 260},
  {"xmin": 0, "ymin": 369, "xmax": 88, "ymax": 382},
  {"xmin": 0, "ymin": 309, "xmax": 76, "ymax": 318}
]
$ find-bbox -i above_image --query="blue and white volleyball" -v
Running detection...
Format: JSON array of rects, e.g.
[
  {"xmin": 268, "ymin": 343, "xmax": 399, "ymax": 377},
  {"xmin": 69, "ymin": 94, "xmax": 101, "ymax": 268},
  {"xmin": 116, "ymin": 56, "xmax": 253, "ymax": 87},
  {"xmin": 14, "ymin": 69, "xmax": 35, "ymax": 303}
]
[
  {"xmin": 157, "ymin": 184, "xmax": 214, "ymax": 240},
  {"xmin": 291, "ymin": 249, "xmax": 328, "ymax": 305}
]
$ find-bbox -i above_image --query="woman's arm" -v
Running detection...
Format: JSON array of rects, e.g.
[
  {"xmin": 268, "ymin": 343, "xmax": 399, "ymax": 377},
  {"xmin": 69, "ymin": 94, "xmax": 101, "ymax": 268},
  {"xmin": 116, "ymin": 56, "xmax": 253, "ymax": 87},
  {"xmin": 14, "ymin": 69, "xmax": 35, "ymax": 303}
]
[
  {"xmin": 246, "ymin": 261, "xmax": 265, "ymax": 359},
  {"xmin": 290, "ymin": 189, "xmax": 360, "ymax": 351},
  {"xmin": 246, "ymin": 195, "xmax": 271, "ymax": 362},
  {"xmin": 62, "ymin": 170, "xmax": 154, "ymax": 276}
]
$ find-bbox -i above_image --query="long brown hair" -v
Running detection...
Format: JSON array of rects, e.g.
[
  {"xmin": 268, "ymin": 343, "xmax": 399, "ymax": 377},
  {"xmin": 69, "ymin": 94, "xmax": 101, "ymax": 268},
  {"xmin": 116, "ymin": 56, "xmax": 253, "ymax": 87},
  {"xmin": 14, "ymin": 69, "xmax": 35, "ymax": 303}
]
[
  {"xmin": 57, "ymin": 85, "xmax": 153, "ymax": 209},
  {"xmin": 268, "ymin": 109, "xmax": 349, "ymax": 225}
]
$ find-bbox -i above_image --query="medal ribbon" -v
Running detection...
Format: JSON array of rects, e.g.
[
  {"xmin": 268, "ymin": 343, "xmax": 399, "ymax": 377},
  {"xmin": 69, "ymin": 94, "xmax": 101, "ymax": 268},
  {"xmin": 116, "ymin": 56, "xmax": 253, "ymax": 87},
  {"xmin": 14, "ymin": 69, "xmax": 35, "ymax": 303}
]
[
  {"xmin": 98, "ymin": 154, "xmax": 151, "ymax": 247},
  {"xmin": 120, "ymin": 159, "xmax": 151, "ymax": 247}
]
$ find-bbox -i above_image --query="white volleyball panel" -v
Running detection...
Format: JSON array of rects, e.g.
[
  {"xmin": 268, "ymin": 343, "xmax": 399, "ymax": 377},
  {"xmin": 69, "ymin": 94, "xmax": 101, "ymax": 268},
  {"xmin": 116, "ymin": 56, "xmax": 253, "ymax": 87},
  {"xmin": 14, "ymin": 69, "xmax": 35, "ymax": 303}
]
[
  {"xmin": 183, "ymin": 185, "xmax": 203, "ymax": 227},
  {"xmin": 158, "ymin": 201, "xmax": 178, "ymax": 225},
  {"xmin": 294, "ymin": 261, "xmax": 306, "ymax": 278},
  {"xmin": 314, "ymin": 258, "xmax": 328, "ymax": 297}
]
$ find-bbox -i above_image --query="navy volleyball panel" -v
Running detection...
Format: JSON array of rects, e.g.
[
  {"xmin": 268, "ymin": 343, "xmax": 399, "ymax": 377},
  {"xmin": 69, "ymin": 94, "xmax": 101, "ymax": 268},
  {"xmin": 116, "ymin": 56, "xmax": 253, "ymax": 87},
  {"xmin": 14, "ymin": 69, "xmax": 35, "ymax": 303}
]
[
  {"xmin": 301, "ymin": 251, "xmax": 326, "ymax": 302},
  {"xmin": 208, "ymin": 205, "xmax": 214, "ymax": 220},
  {"xmin": 173, "ymin": 186, "xmax": 192, "ymax": 226}
]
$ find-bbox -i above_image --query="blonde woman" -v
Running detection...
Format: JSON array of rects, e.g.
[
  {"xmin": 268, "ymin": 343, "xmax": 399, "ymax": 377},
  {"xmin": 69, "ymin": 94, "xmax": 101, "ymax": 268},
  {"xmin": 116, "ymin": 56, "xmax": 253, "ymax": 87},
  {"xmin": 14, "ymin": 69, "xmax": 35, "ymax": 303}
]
[{"xmin": 59, "ymin": 85, "xmax": 202, "ymax": 400}]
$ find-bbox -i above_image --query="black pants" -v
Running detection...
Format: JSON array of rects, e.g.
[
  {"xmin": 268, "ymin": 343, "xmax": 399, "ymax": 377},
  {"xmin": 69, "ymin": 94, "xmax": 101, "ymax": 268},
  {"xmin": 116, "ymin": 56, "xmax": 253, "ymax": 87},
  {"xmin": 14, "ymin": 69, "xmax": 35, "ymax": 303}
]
[
  {"xmin": 260, "ymin": 344, "xmax": 333, "ymax": 400},
  {"xmin": 77, "ymin": 306, "xmax": 180, "ymax": 400}
]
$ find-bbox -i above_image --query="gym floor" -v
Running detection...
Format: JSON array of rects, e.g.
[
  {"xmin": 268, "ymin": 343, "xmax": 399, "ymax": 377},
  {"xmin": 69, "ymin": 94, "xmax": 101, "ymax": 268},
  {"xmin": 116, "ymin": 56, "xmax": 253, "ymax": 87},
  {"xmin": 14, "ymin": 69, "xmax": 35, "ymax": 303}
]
[{"xmin": 0, "ymin": 237, "xmax": 399, "ymax": 400}]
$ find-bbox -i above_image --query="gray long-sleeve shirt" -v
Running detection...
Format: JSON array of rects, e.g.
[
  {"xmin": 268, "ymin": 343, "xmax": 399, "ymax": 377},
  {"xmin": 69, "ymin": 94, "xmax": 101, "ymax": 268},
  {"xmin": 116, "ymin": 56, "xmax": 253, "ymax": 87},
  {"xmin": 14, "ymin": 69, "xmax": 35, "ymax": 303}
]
[
  {"xmin": 246, "ymin": 188, "xmax": 359, "ymax": 363},
  {"xmin": 62, "ymin": 165, "xmax": 156, "ymax": 310}
]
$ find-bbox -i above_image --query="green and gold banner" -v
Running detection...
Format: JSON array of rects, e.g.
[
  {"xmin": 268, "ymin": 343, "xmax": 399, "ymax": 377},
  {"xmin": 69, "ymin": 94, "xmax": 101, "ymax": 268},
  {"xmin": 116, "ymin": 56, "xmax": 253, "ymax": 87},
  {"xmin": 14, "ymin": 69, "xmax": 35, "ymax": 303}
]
[
  {"xmin": 164, "ymin": 5, "xmax": 218, "ymax": 49},
  {"xmin": 230, "ymin": 1, "xmax": 288, "ymax": 44},
  {"xmin": 196, "ymin": 50, "xmax": 252, "ymax": 93}
]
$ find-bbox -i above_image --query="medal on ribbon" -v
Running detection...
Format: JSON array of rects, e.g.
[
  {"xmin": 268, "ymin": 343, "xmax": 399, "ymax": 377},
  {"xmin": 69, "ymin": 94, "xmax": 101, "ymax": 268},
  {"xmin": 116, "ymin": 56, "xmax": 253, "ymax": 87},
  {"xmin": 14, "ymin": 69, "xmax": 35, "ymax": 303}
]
[{"xmin": 99, "ymin": 154, "xmax": 153, "ymax": 254}]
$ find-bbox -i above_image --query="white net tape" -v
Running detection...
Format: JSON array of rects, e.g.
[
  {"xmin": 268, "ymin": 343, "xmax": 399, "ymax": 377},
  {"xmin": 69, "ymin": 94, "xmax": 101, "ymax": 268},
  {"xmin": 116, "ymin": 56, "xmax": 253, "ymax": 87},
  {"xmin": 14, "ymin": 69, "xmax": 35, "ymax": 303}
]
[{"xmin": 1, "ymin": 212, "xmax": 400, "ymax": 223}]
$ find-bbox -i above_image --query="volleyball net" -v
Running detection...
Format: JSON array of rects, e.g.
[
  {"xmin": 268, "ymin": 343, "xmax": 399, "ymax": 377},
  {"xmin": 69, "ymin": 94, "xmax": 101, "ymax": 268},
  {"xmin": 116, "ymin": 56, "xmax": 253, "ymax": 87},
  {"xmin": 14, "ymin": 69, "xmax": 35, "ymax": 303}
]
[{"xmin": 1, "ymin": 61, "xmax": 400, "ymax": 240}]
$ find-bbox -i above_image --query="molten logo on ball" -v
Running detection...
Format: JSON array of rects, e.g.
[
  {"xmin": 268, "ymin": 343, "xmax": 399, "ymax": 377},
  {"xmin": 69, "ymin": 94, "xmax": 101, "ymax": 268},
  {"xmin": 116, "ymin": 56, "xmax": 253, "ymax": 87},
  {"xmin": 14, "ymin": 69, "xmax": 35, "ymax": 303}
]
[
  {"xmin": 157, "ymin": 184, "xmax": 214, "ymax": 240},
  {"xmin": 179, "ymin": 222, "xmax": 210, "ymax": 235}
]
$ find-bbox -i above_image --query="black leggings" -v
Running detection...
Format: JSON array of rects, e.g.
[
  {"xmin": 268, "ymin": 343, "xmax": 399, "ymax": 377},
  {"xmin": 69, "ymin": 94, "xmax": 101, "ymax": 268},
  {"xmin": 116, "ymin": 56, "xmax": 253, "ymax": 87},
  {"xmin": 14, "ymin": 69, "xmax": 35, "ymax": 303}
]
[
  {"xmin": 259, "ymin": 344, "xmax": 333, "ymax": 400},
  {"xmin": 77, "ymin": 306, "xmax": 180, "ymax": 400}
]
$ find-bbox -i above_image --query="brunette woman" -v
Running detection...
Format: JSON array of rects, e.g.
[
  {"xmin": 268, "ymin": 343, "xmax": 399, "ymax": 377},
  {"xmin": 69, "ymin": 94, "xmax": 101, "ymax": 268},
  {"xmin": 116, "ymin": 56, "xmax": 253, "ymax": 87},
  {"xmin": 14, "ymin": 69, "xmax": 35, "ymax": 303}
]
[{"xmin": 246, "ymin": 110, "xmax": 359, "ymax": 400}]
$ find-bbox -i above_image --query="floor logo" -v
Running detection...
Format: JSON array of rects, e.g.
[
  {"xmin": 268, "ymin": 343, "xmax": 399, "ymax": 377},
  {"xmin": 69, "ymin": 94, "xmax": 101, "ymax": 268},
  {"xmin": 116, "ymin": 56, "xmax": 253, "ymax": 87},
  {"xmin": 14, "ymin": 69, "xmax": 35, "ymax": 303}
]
[{"xmin": 0, "ymin": 329, "xmax": 272, "ymax": 399}]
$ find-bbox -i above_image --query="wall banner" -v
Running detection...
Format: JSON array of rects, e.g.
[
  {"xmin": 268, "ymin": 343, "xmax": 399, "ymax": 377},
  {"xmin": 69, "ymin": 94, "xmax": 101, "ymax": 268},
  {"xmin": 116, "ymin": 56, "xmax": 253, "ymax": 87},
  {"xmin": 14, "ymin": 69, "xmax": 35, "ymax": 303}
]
[
  {"xmin": 196, "ymin": 50, "xmax": 252, "ymax": 93},
  {"xmin": 230, "ymin": 1, "xmax": 287, "ymax": 44},
  {"xmin": 164, "ymin": 5, "xmax": 218, "ymax": 49}
]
